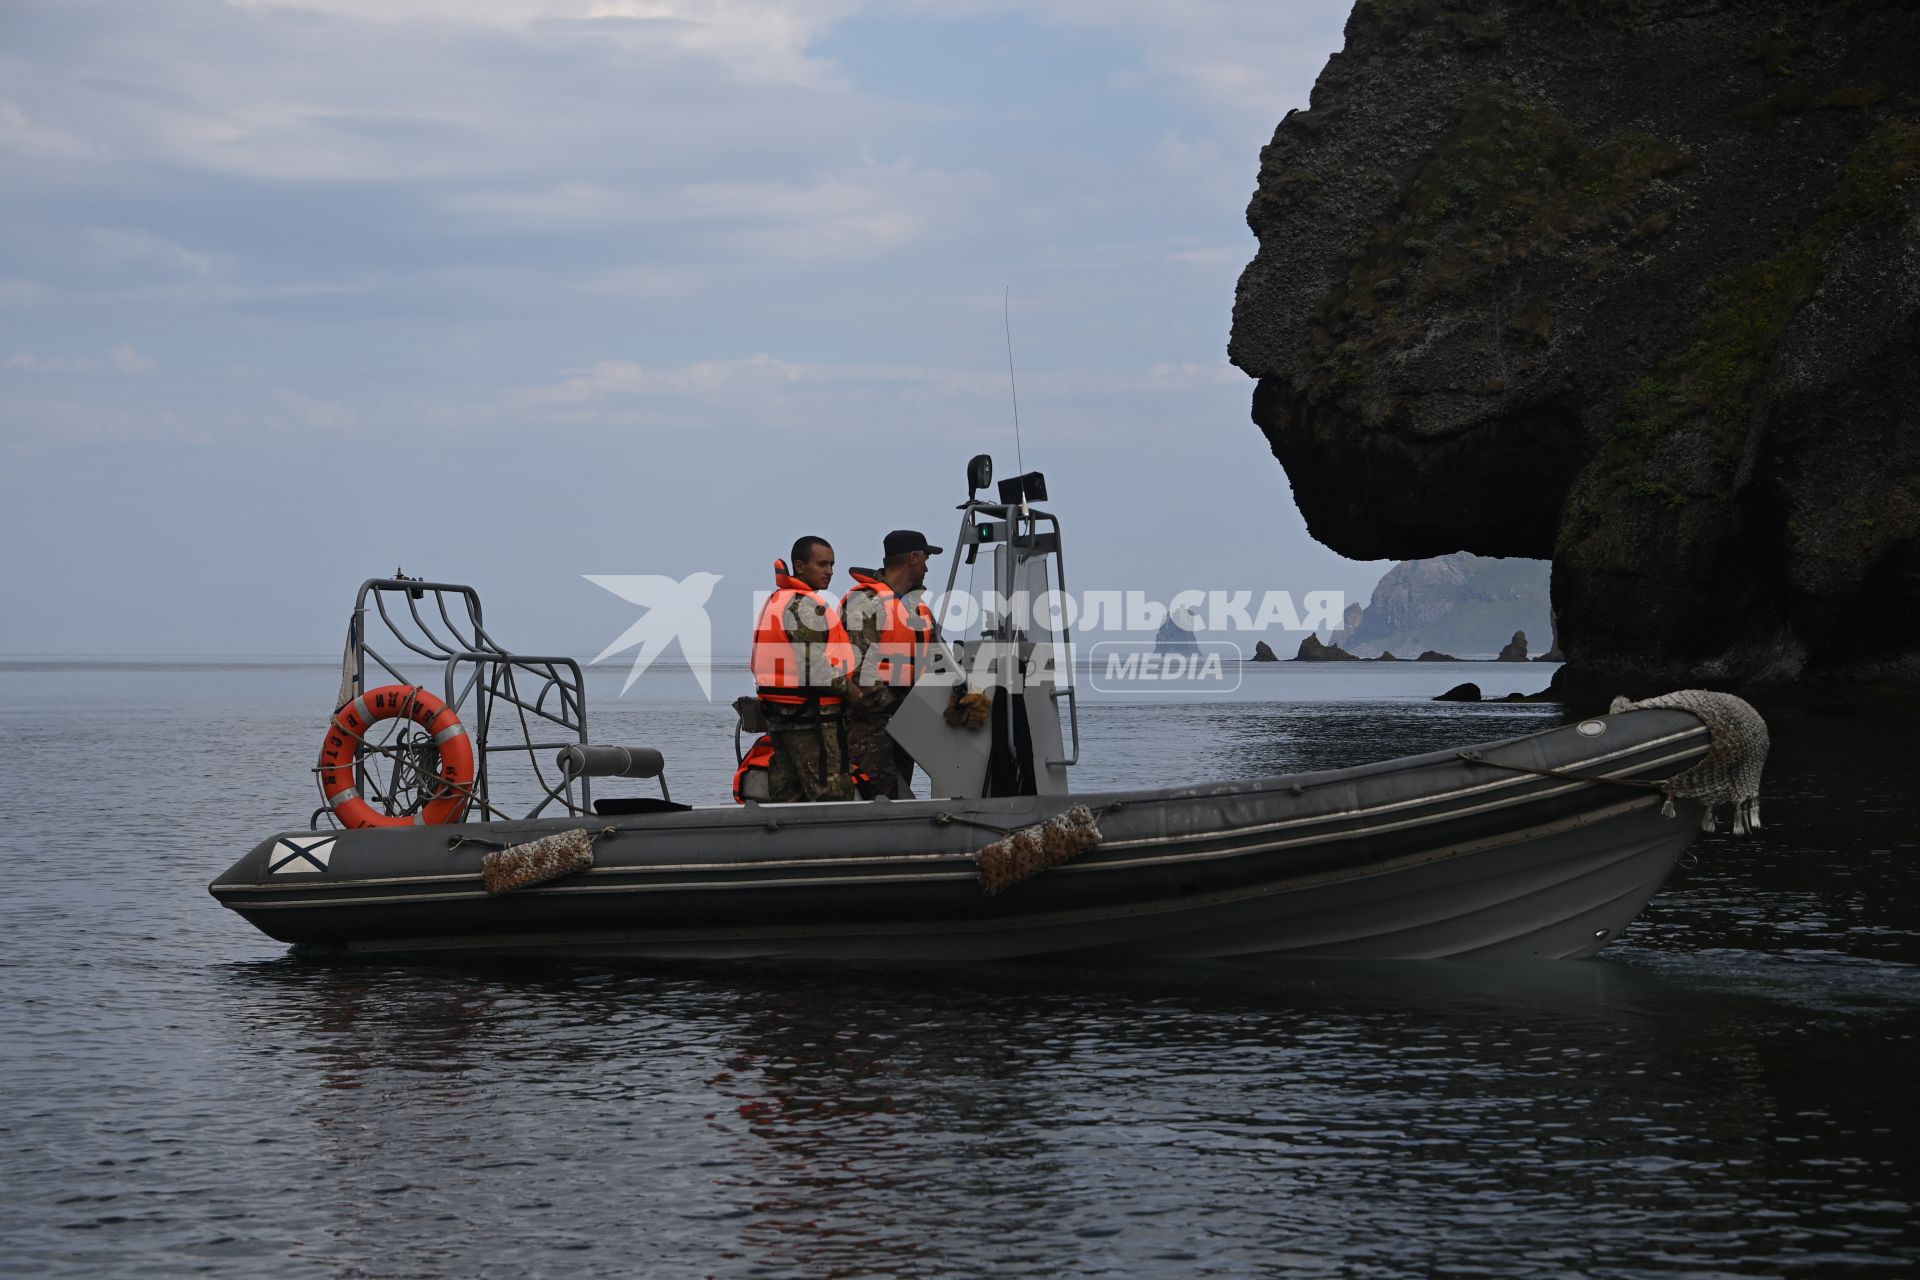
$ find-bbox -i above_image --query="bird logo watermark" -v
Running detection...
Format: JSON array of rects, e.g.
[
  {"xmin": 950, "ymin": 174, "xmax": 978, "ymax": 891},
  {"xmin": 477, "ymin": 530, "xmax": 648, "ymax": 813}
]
[{"xmin": 584, "ymin": 573, "xmax": 723, "ymax": 699}]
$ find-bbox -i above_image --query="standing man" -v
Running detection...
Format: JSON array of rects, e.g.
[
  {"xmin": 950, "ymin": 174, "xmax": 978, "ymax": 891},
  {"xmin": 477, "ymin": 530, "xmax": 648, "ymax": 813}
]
[
  {"xmin": 750, "ymin": 536, "xmax": 858, "ymax": 802},
  {"xmin": 841, "ymin": 529, "xmax": 941, "ymax": 799}
]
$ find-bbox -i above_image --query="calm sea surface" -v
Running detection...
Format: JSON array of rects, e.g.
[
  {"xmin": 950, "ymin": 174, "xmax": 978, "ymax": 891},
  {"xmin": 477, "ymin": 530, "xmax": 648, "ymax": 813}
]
[{"xmin": 1, "ymin": 659, "xmax": 1915, "ymax": 1278}]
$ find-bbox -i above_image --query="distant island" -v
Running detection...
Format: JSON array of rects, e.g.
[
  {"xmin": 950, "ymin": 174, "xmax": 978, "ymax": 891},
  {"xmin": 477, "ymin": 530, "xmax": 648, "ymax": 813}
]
[
  {"xmin": 1335, "ymin": 554, "xmax": 1556, "ymax": 661},
  {"xmin": 1270, "ymin": 553, "xmax": 1562, "ymax": 665},
  {"xmin": 1155, "ymin": 605, "xmax": 1203, "ymax": 655}
]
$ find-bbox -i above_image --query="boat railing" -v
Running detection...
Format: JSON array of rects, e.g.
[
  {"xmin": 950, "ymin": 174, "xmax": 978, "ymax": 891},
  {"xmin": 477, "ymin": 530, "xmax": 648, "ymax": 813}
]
[{"xmin": 1027, "ymin": 507, "xmax": 1081, "ymax": 768}]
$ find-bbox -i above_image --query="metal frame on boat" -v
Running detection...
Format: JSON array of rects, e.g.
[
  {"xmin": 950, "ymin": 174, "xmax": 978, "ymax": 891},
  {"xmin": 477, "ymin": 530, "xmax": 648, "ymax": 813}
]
[{"xmin": 327, "ymin": 577, "xmax": 602, "ymax": 823}]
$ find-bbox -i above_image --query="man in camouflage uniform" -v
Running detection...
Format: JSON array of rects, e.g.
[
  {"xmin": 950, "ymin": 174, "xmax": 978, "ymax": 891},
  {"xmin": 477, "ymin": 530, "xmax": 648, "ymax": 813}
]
[
  {"xmin": 761, "ymin": 536, "xmax": 859, "ymax": 803},
  {"xmin": 842, "ymin": 530, "xmax": 941, "ymax": 799}
]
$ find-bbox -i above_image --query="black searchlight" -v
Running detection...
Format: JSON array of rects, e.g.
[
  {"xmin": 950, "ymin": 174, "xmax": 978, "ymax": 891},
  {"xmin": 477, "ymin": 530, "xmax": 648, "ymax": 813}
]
[
  {"xmin": 966, "ymin": 454, "xmax": 994, "ymax": 499},
  {"xmin": 997, "ymin": 469, "xmax": 1047, "ymax": 504}
]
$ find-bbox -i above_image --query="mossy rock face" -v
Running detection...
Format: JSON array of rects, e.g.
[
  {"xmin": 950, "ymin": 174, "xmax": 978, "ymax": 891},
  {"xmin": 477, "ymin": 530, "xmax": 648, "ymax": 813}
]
[
  {"xmin": 1231, "ymin": 0, "xmax": 1920, "ymax": 688},
  {"xmin": 1303, "ymin": 88, "xmax": 1690, "ymax": 417}
]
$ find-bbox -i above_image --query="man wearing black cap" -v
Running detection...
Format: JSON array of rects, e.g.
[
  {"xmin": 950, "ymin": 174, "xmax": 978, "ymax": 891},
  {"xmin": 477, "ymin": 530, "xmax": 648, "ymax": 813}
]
[{"xmin": 841, "ymin": 530, "xmax": 942, "ymax": 799}]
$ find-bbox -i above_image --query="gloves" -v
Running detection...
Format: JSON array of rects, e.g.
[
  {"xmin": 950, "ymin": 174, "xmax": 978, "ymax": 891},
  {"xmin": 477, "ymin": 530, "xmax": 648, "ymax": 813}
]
[{"xmin": 944, "ymin": 686, "xmax": 994, "ymax": 730}]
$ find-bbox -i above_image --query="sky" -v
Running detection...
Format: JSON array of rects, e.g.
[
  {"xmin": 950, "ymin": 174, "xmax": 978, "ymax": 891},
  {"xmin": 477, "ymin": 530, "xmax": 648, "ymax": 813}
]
[{"xmin": 0, "ymin": 0, "xmax": 1380, "ymax": 661}]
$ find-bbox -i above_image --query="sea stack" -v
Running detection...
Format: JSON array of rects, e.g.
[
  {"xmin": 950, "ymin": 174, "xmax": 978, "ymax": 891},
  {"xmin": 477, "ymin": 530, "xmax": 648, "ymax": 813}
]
[{"xmin": 1296, "ymin": 634, "xmax": 1361, "ymax": 661}]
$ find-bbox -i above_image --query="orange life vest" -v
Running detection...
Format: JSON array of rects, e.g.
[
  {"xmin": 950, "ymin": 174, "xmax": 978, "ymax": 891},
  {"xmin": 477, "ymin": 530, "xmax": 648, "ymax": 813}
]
[
  {"xmin": 732, "ymin": 734, "xmax": 775, "ymax": 803},
  {"xmin": 750, "ymin": 559, "xmax": 855, "ymax": 713},
  {"xmin": 733, "ymin": 732, "xmax": 871, "ymax": 802},
  {"xmin": 842, "ymin": 570, "xmax": 937, "ymax": 691}
]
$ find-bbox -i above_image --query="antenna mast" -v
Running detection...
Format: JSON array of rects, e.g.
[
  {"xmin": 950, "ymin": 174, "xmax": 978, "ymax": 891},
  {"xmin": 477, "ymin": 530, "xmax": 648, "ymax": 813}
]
[{"xmin": 1003, "ymin": 286, "xmax": 1025, "ymax": 477}]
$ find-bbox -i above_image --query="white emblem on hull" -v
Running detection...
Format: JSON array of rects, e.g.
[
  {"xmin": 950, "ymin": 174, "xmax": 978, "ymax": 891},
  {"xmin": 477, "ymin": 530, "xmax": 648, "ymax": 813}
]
[{"xmin": 269, "ymin": 836, "xmax": 335, "ymax": 874}]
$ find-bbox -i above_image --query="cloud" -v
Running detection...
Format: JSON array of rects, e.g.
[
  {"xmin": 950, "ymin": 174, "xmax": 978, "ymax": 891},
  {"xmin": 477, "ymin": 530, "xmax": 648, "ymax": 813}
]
[
  {"xmin": 571, "ymin": 263, "xmax": 705, "ymax": 297},
  {"xmin": 0, "ymin": 99, "xmax": 90, "ymax": 156},
  {"xmin": 224, "ymin": 0, "xmax": 863, "ymax": 88},
  {"xmin": 0, "ymin": 379, "xmax": 396, "ymax": 446},
  {"xmin": 0, "ymin": 280, "xmax": 49, "ymax": 309},
  {"xmin": 211, "ymin": 0, "xmax": 1348, "ymax": 126},
  {"xmin": 922, "ymin": 1, "xmax": 1349, "ymax": 133},
  {"xmin": 445, "ymin": 159, "xmax": 989, "ymax": 263},
  {"xmin": 0, "ymin": 1, "xmax": 1347, "ymax": 441},
  {"xmin": 445, "ymin": 182, "xmax": 642, "ymax": 230},
  {"xmin": 5, "ymin": 350, "xmax": 95, "ymax": 374},
  {"xmin": 684, "ymin": 163, "xmax": 992, "ymax": 260},
  {"xmin": 1014, "ymin": 236, "xmax": 1251, "ymax": 277},
  {"xmin": 276, "ymin": 389, "xmax": 354, "ymax": 429},
  {"xmin": 524, "ymin": 354, "xmax": 837, "ymax": 403},
  {"xmin": 11, "ymin": 344, "xmax": 161, "ymax": 377},
  {"xmin": 0, "ymin": 0, "xmax": 1341, "ymax": 314},
  {"xmin": 85, "ymin": 228, "xmax": 218, "ymax": 278},
  {"xmin": 522, "ymin": 352, "xmax": 1244, "ymax": 404},
  {"xmin": 109, "ymin": 344, "xmax": 157, "ymax": 377},
  {"xmin": 0, "ymin": 0, "xmax": 1382, "ymax": 661},
  {"xmin": 1, "ymin": 1, "xmax": 882, "ymax": 191},
  {"xmin": 1145, "ymin": 359, "xmax": 1241, "ymax": 387},
  {"xmin": 0, "ymin": 395, "xmax": 208, "ymax": 446}
]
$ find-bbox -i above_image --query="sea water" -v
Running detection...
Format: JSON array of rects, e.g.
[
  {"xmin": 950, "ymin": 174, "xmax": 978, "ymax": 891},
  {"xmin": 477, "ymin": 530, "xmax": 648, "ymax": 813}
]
[{"xmin": 0, "ymin": 659, "xmax": 1915, "ymax": 1277}]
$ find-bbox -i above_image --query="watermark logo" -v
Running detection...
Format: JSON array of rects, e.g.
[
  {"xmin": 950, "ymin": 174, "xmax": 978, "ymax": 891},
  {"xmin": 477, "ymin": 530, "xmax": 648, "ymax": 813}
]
[
  {"xmin": 911, "ymin": 588, "xmax": 1343, "ymax": 637},
  {"xmin": 1088, "ymin": 641, "xmax": 1243, "ymax": 694},
  {"xmin": 584, "ymin": 573, "xmax": 723, "ymax": 698},
  {"xmin": 589, "ymin": 577, "xmax": 1344, "ymax": 702}
]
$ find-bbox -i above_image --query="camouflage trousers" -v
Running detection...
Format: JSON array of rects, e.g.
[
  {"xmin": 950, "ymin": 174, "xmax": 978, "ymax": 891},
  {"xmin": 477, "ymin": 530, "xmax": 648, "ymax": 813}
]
[
  {"xmin": 847, "ymin": 715, "xmax": 915, "ymax": 800},
  {"xmin": 767, "ymin": 721, "xmax": 856, "ymax": 803}
]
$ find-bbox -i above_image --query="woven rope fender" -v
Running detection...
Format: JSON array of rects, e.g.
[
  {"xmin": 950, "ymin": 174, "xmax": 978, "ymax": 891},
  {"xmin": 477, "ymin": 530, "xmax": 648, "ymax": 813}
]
[
  {"xmin": 1610, "ymin": 689, "xmax": 1770, "ymax": 834},
  {"xmin": 976, "ymin": 804, "xmax": 1103, "ymax": 894},
  {"xmin": 482, "ymin": 828, "xmax": 596, "ymax": 895}
]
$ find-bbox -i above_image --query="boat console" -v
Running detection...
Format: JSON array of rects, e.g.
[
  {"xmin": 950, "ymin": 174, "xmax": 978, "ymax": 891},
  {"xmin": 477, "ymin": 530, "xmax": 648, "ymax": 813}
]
[{"xmin": 886, "ymin": 454, "xmax": 1080, "ymax": 799}]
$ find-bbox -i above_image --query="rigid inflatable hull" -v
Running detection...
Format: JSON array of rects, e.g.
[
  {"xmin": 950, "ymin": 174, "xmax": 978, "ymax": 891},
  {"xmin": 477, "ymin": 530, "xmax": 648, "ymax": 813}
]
[{"xmin": 210, "ymin": 708, "xmax": 1711, "ymax": 961}]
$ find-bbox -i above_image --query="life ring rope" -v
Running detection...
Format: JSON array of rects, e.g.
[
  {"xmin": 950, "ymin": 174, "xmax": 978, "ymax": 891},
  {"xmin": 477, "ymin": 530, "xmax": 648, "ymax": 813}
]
[{"xmin": 316, "ymin": 684, "xmax": 478, "ymax": 829}]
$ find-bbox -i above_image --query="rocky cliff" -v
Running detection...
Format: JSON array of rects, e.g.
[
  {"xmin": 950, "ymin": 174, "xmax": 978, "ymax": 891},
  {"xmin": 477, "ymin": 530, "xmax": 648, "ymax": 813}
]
[{"xmin": 1230, "ymin": 0, "xmax": 1920, "ymax": 691}]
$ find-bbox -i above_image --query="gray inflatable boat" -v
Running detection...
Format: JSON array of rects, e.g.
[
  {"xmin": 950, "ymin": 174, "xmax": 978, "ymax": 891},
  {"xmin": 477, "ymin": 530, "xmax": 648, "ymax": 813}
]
[{"xmin": 210, "ymin": 459, "xmax": 1764, "ymax": 961}]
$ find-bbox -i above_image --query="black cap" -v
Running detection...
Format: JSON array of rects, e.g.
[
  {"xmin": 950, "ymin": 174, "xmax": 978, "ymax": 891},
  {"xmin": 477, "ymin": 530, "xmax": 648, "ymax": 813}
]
[{"xmin": 884, "ymin": 529, "xmax": 943, "ymax": 558}]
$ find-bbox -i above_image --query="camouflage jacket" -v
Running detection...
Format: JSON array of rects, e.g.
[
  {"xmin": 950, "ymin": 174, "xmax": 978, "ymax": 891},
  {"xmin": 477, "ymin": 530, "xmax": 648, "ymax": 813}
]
[
  {"xmin": 782, "ymin": 592, "xmax": 852, "ymax": 698},
  {"xmin": 841, "ymin": 575, "xmax": 936, "ymax": 719}
]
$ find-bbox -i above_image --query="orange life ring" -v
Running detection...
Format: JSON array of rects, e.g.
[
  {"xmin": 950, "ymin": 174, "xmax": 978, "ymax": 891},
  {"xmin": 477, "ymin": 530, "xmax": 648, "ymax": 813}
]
[{"xmin": 317, "ymin": 684, "xmax": 476, "ymax": 829}]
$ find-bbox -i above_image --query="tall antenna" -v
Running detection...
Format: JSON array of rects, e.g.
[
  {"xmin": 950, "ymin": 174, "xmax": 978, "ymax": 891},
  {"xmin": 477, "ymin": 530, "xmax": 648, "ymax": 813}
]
[{"xmin": 1003, "ymin": 285, "xmax": 1025, "ymax": 477}]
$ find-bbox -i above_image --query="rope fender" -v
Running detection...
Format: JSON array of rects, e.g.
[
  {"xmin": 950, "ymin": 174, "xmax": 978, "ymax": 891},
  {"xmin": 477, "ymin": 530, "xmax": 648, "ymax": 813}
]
[
  {"xmin": 1608, "ymin": 689, "xmax": 1769, "ymax": 834},
  {"xmin": 975, "ymin": 804, "xmax": 1104, "ymax": 895},
  {"xmin": 463, "ymin": 827, "xmax": 619, "ymax": 895}
]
